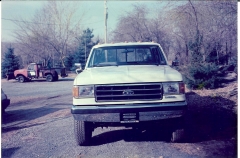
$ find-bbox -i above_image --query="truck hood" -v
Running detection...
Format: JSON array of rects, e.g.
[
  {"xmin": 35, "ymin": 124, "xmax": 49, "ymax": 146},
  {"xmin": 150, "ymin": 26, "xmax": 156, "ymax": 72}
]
[
  {"xmin": 74, "ymin": 65, "xmax": 183, "ymax": 85},
  {"xmin": 14, "ymin": 69, "xmax": 27, "ymax": 76},
  {"xmin": 14, "ymin": 69, "xmax": 26, "ymax": 72}
]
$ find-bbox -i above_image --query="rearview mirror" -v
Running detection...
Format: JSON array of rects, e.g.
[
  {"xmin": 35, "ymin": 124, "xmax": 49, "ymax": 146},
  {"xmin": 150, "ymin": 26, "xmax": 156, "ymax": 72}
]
[{"xmin": 122, "ymin": 49, "xmax": 134, "ymax": 53}]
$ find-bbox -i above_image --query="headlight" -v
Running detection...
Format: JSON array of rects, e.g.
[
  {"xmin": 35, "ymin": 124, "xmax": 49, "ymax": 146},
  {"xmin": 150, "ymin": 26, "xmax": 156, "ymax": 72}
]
[
  {"xmin": 163, "ymin": 82, "xmax": 185, "ymax": 94},
  {"xmin": 73, "ymin": 86, "xmax": 94, "ymax": 98}
]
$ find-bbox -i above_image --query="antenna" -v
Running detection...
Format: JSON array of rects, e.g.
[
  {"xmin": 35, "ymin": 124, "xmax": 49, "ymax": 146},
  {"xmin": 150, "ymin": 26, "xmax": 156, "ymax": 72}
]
[{"xmin": 104, "ymin": 0, "xmax": 108, "ymax": 43}]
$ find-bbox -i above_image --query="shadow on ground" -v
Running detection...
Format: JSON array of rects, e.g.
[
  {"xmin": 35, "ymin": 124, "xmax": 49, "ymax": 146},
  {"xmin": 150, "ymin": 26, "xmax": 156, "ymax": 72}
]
[
  {"xmin": 2, "ymin": 77, "xmax": 74, "ymax": 83},
  {"xmin": 88, "ymin": 127, "xmax": 172, "ymax": 146},
  {"xmin": 86, "ymin": 91, "xmax": 237, "ymax": 146},
  {"xmin": 1, "ymin": 106, "xmax": 67, "ymax": 133},
  {"xmin": 24, "ymin": 78, "xmax": 74, "ymax": 83},
  {"xmin": 1, "ymin": 147, "xmax": 20, "ymax": 158},
  {"xmin": 184, "ymin": 91, "xmax": 237, "ymax": 143}
]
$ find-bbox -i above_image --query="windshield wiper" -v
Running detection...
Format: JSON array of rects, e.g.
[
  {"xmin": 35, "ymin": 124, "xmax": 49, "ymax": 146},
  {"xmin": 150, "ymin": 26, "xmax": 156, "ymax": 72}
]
[
  {"xmin": 93, "ymin": 62, "xmax": 118, "ymax": 67},
  {"xmin": 126, "ymin": 61, "xmax": 142, "ymax": 65},
  {"xmin": 126, "ymin": 61, "xmax": 160, "ymax": 66}
]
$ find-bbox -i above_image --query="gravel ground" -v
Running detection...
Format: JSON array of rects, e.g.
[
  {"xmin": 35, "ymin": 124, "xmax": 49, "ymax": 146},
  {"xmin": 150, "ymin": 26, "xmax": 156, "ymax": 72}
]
[{"xmin": 1, "ymin": 77, "xmax": 237, "ymax": 158}]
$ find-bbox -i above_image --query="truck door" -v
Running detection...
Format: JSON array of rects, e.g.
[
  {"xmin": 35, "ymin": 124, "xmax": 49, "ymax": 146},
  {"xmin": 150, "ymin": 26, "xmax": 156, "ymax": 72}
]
[
  {"xmin": 35, "ymin": 64, "xmax": 41, "ymax": 78},
  {"xmin": 27, "ymin": 64, "xmax": 36, "ymax": 78}
]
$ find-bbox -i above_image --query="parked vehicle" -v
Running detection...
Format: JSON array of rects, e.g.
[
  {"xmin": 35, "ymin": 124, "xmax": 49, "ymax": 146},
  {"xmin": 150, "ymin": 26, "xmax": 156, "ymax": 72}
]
[
  {"xmin": 1, "ymin": 89, "xmax": 10, "ymax": 113},
  {"xmin": 71, "ymin": 42, "xmax": 187, "ymax": 145},
  {"xmin": 7, "ymin": 63, "xmax": 68, "ymax": 83}
]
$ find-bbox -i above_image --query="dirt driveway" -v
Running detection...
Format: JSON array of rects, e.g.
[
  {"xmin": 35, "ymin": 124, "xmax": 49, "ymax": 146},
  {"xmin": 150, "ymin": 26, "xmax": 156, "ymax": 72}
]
[{"xmin": 1, "ymin": 77, "xmax": 237, "ymax": 158}]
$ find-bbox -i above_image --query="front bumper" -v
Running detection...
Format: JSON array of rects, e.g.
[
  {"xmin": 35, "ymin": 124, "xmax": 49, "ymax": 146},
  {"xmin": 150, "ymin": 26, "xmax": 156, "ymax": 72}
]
[{"xmin": 71, "ymin": 101, "xmax": 187, "ymax": 122}]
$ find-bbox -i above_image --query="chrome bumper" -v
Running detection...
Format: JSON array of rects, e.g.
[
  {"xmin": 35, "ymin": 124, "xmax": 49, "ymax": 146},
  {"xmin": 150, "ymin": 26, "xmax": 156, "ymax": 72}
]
[{"xmin": 71, "ymin": 101, "xmax": 187, "ymax": 122}]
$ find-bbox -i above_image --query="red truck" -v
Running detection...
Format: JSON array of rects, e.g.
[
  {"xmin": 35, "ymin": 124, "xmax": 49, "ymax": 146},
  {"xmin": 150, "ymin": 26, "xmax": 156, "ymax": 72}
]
[{"xmin": 7, "ymin": 63, "xmax": 68, "ymax": 83}]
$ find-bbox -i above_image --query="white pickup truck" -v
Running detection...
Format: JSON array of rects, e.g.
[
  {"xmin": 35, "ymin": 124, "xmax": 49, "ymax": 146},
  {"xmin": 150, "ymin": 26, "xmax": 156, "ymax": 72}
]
[{"xmin": 72, "ymin": 42, "xmax": 187, "ymax": 145}]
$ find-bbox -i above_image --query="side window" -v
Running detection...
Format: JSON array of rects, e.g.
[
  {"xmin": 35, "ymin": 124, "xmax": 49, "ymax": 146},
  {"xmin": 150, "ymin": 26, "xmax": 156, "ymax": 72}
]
[
  {"xmin": 151, "ymin": 47, "xmax": 166, "ymax": 65},
  {"xmin": 27, "ymin": 64, "xmax": 34, "ymax": 71}
]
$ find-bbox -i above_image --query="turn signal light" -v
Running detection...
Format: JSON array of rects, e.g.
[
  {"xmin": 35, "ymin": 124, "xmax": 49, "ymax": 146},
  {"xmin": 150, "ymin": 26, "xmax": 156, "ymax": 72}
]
[
  {"xmin": 179, "ymin": 82, "xmax": 185, "ymax": 94},
  {"xmin": 72, "ymin": 86, "xmax": 79, "ymax": 98}
]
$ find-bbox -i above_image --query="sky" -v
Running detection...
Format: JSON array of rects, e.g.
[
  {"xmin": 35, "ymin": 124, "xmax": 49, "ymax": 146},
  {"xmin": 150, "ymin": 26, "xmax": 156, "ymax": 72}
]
[{"xmin": 1, "ymin": 1, "xmax": 166, "ymax": 43}]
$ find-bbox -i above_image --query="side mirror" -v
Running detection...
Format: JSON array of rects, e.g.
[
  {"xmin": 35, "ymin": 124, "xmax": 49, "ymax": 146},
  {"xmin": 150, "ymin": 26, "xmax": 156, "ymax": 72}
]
[
  {"xmin": 74, "ymin": 63, "xmax": 82, "ymax": 74},
  {"xmin": 172, "ymin": 60, "xmax": 179, "ymax": 66},
  {"xmin": 75, "ymin": 63, "xmax": 81, "ymax": 67}
]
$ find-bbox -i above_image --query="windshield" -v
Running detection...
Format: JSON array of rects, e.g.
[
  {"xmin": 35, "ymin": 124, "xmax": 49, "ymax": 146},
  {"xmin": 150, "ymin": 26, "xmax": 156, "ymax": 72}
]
[{"xmin": 88, "ymin": 45, "xmax": 167, "ymax": 67}]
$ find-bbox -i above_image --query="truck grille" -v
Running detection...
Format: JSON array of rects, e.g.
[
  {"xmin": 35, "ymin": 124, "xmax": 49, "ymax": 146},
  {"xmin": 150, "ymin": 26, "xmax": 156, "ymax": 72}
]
[{"xmin": 95, "ymin": 83, "xmax": 163, "ymax": 102}]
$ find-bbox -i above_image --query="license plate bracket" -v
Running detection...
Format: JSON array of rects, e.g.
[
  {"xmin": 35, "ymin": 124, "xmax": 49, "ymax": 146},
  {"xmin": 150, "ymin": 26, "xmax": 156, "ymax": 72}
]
[{"xmin": 120, "ymin": 112, "xmax": 139, "ymax": 123}]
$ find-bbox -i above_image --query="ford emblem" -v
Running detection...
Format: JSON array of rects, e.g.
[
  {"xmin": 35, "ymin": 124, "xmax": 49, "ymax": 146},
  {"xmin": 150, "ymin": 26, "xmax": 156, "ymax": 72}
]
[{"xmin": 123, "ymin": 90, "xmax": 134, "ymax": 95}]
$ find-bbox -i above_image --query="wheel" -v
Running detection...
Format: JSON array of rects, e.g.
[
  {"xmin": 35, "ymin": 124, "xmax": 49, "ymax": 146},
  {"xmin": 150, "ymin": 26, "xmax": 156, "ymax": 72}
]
[
  {"xmin": 74, "ymin": 120, "xmax": 92, "ymax": 145},
  {"xmin": 46, "ymin": 74, "xmax": 53, "ymax": 82},
  {"xmin": 18, "ymin": 75, "xmax": 25, "ymax": 83},
  {"xmin": 171, "ymin": 129, "xmax": 185, "ymax": 143}
]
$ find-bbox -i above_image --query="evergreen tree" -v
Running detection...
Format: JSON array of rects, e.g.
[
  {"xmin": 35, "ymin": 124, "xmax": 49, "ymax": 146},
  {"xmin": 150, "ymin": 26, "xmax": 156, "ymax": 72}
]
[
  {"xmin": 1, "ymin": 47, "xmax": 21, "ymax": 78},
  {"xmin": 205, "ymin": 42, "xmax": 226, "ymax": 65},
  {"xmin": 188, "ymin": 31, "xmax": 203, "ymax": 64},
  {"xmin": 73, "ymin": 28, "xmax": 99, "ymax": 69},
  {"xmin": 184, "ymin": 32, "xmax": 223, "ymax": 89},
  {"xmin": 64, "ymin": 54, "xmax": 74, "ymax": 71}
]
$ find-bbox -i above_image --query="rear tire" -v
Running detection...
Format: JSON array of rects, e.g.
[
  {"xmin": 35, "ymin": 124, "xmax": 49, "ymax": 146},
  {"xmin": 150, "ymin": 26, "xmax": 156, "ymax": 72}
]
[
  {"xmin": 18, "ymin": 75, "xmax": 25, "ymax": 83},
  {"xmin": 74, "ymin": 120, "xmax": 92, "ymax": 145},
  {"xmin": 46, "ymin": 74, "xmax": 53, "ymax": 82}
]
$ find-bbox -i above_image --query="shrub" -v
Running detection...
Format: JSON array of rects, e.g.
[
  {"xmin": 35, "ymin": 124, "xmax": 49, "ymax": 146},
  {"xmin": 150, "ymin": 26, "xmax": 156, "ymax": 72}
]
[
  {"xmin": 228, "ymin": 57, "xmax": 237, "ymax": 73},
  {"xmin": 218, "ymin": 56, "xmax": 237, "ymax": 75},
  {"xmin": 183, "ymin": 63, "xmax": 222, "ymax": 89}
]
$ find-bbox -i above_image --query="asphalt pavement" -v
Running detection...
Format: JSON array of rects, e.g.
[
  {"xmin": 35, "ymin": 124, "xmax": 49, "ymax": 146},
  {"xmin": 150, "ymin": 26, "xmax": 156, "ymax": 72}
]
[{"xmin": 1, "ymin": 77, "xmax": 237, "ymax": 158}]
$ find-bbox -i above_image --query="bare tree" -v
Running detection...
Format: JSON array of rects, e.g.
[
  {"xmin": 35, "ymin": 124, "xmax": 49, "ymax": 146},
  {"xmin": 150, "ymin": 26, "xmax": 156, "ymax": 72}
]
[
  {"xmin": 111, "ymin": 3, "xmax": 171, "ymax": 57},
  {"xmin": 112, "ymin": 4, "xmax": 150, "ymax": 42},
  {"xmin": 166, "ymin": 1, "xmax": 237, "ymax": 64},
  {"xmin": 106, "ymin": 2, "xmax": 237, "ymax": 65},
  {"xmin": 13, "ymin": 1, "xmax": 84, "ymax": 67},
  {"xmin": 201, "ymin": 1, "xmax": 237, "ymax": 63}
]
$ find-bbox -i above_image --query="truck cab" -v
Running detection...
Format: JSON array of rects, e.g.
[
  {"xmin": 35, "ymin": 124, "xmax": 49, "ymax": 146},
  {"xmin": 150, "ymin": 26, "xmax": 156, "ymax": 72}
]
[
  {"xmin": 71, "ymin": 42, "xmax": 187, "ymax": 145},
  {"xmin": 26, "ymin": 63, "xmax": 42, "ymax": 78}
]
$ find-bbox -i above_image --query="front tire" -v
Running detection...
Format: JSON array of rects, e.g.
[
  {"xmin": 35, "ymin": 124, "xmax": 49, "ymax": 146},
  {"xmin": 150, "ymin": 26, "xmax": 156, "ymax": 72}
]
[
  {"xmin": 18, "ymin": 75, "xmax": 25, "ymax": 83},
  {"xmin": 74, "ymin": 120, "xmax": 92, "ymax": 145},
  {"xmin": 171, "ymin": 117, "xmax": 185, "ymax": 142},
  {"xmin": 46, "ymin": 74, "xmax": 53, "ymax": 82},
  {"xmin": 171, "ymin": 129, "xmax": 185, "ymax": 142}
]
